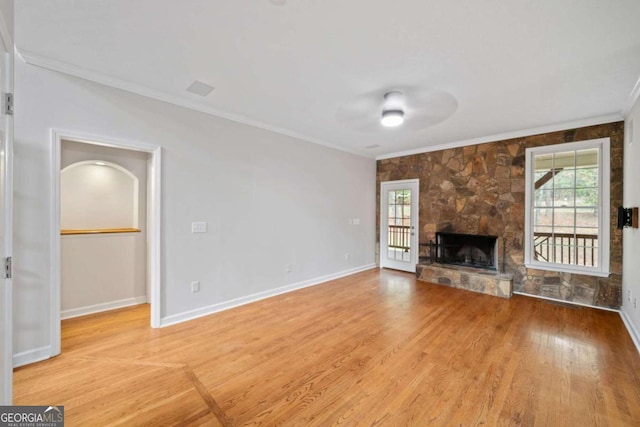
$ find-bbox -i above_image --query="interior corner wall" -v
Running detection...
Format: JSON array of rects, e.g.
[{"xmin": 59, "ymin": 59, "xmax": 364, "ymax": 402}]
[
  {"xmin": 13, "ymin": 59, "xmax": 377, "ymax": 359},
  {"xmin": 377, "ymin": 122, "xmax": 624, "ymax": 310},
  {"xmin": 622, "ymin": 97, "xmax": 640, "ymax": 346}
]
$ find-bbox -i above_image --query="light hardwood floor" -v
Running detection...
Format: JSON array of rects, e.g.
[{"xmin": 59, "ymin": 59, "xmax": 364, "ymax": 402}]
[{"xmin": 14, "ymin": 268, "xmax": 640, "ymax": 426}]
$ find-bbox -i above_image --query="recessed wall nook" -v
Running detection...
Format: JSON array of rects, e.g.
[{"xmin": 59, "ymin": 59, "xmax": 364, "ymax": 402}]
[{"xmin": 61, "ymin": 160, "xmax": 141, "ymax": 235}]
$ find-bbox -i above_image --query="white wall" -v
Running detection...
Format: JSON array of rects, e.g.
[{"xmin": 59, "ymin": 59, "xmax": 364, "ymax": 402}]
[
  {"xmin": 60, "ymin": 141, "xmax": 148, "ymax": 318},
  {"xmin": 61, "ymin": 234, "xmax": 147, "ymax": 317},
  {"xmin": 13, "ymin": 60, "xmax": 377, "ymax": 359},
  {"xmin": 622, "ymin": 95, "xmax": 640, "ymax": 350}
]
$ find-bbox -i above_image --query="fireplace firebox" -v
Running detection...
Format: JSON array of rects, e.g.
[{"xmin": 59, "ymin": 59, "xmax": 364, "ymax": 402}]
[{"xmin": 435, "ymin": 232, "xmax": 498, "ymax": 271}]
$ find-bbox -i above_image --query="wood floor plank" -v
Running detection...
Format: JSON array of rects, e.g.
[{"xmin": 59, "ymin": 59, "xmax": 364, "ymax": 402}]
[{"xmin": 13, "ymin": 268, "xmax": 640, "ymax": 426}]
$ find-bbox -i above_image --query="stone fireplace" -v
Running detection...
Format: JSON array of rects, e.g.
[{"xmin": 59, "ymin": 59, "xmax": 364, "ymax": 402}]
[
  {"xmin": 377, "ymin": 122, "xmax": 623, "ymax": 308},
  {"xmin": 417, "ymin": 232, "xmax": 512, "ymax": 298},
  {"xmin": 436, "ymin": 232, "xmax": 498, "ymax": 271}
]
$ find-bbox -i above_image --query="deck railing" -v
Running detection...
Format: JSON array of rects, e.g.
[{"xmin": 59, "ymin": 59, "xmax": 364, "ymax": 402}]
[
  {"xmin": 533, "ymin": 232, "xmax": 598, "ymax": 267},
  {"xmin": 388, "ymin": 225, "xmax": 411, "ymax": 250}
]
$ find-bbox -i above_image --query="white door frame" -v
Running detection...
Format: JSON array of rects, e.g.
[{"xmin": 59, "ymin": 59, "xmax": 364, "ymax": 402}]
[
  {"xmin": 380, "ymin": 179, "xmax": 419, "ymax": 273},
  {"xmin": 50, "ymin": 129, "xmax": 162, "ymax": 356},
  {"xmin": 0, "ymin": 46, "xmax": 13, "ymax": 404}
]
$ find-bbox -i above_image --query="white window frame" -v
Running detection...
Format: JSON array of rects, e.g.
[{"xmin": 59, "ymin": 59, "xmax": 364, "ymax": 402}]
[{"xmin": 524, "ymin": 137, "xmax": 610, "ymax": 277}]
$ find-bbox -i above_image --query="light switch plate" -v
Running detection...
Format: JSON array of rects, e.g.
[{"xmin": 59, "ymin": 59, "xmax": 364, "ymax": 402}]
[{"xmin": 192, "ymin": 222, "xmax": 208, "ymax": 233}]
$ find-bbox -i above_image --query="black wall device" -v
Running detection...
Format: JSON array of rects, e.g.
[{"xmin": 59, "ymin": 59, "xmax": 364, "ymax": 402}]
[{"xmin": 617, "ymin": 206, "xmax": 638, "ymax": 229}]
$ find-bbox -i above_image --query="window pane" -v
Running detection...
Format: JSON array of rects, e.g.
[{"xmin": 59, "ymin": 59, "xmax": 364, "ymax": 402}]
[
  {"xmin": 535, "ymin": 153, "xmax": 553, "ymax": 170},
  {"xmin": 576, "ymin": 167, "xmax": 598, "ymax": 188},
  {"xmin": 400, "ymin": 190, "xmax": 410, "ymax": 205},
  {"xmin": 576, "ymin": 148, "xmax": 598, "ymax": 168},
  {"xmin": 553, "ymin": 188, "xmax": 575, "ymax": 207},
  {"xmin": 533, "ymin": 208, "xmax": 553, "ymax": 226},
  {"xmin": 553, "ymin": 169, "xmax": 575, "ymax": 190},
  {"xmin": 553, "ymin": 151, "xmax": 575, "ymax": 169},
  {"xmin": 576, "ymin": 208, "xmax": 598, "ymax": 227},
  {"xmin": 553, "ymin": 208, "xmax": 575, "ymax": 228},
  {"xmin": 576, "ymin": 187, "xmax": 598, "ymax": 208},
  {"xmin": 534, "ymin": 189, "xmax": 554, "ymax": 207}
]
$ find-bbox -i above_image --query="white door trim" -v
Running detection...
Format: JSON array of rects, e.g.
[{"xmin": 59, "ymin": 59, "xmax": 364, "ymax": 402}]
[
  {"xmin": 380, "ymin": 179, "xmax": 419, "ymax": 273},
  {"xmin": 0, "ymin": 50, "xmax": 13, "ymax": 404},
  {"xmin": 50, "ymin": 129, "xmax": 162, "ymax": 356}
]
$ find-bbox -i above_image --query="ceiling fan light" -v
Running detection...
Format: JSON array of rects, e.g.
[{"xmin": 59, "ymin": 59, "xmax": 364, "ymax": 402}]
[{"xmin": 381, "ymin": 109, "xmax": 404, "ymax": 127}]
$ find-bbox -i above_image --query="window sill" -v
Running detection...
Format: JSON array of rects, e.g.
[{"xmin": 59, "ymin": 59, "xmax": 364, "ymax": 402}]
[
  {"xmin": 524, "ymin": 262, "xmax": 610, "ymax": 278},
  {"xmin": 61, "ymin": 228, "xmax": 141, "ymax": 235}
]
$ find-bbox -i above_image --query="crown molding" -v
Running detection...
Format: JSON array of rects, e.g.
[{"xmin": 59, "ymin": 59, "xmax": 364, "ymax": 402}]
[
  {"xmin": 17, "ymin": 49, "xmax": 629, "ymax": 162},
  {"xmin": 622, "ymin": 73, "xmax": 640, "ymax": 118},
  {"xmin": 376, "ymin": 113, "xmax": 623, "ymax": 160},
  {"xmin": 17, "ymin": 49, "xmax": 369, "ymax": 158}
]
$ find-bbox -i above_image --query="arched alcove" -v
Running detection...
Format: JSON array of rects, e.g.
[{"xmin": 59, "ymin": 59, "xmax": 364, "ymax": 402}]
[{"xmin": 61, "ymin": 160, "xmax": 139, "ymax": 232}]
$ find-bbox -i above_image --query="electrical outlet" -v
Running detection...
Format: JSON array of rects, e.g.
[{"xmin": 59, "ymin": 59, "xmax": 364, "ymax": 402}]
[
  {"xmin": 285, "ymin": 264, "xmax": 292, "ymax": 273},
  {"xmin": 345, "ymin": 252, "xmax": 350, "ymax": 260},
  {"xmin": 634, "ymin": 298, "xmax": 638, "ymax": 309},
  {"xmin": 629, "ymin": 290, "xmax": 633, "ymax": 302},
  {"xmin": 191, "ymin": 281, "xmax": 200, "ymax": 293}
]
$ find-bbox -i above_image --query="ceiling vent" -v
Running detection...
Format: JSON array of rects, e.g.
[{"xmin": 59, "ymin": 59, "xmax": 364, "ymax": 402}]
[{"xmin": 186, "ymin": 80, "xmax": 215, "ymax": 97}]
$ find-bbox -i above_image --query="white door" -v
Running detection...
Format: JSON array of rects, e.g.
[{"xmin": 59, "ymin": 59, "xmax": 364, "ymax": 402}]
[
  {"xmin": 0, "ymin": 49, "xmax": 14, "ymax": 404},
  {"xmin": 380, "ymin": 179, "xmax": 419, "ymax": 272}
]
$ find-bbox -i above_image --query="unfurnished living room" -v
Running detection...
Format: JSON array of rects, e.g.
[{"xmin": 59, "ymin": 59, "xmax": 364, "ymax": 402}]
[{"xmin": 1, "ymin": 1, "xmax": 640, "ymax": 426}]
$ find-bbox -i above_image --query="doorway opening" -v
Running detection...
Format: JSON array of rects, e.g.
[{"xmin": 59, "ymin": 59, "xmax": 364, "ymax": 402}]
[
  {"xmin": 61, "ymin": 143, "xmax": 148, "ymax": 321},
  {"xmin": 50, "ymin": 130, "xmax": 162, "ymax": 357}
]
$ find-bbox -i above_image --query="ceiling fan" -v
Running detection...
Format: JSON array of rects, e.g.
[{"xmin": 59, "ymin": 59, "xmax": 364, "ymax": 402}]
[{"xmin": 335, "ymin": 87, "xmax": 457, "ymax": 132}]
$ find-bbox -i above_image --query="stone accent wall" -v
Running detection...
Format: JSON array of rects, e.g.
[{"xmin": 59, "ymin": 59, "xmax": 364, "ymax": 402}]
[{"xmin": 377, "ymin": 122, "xmax": 624, "ymax": 309}]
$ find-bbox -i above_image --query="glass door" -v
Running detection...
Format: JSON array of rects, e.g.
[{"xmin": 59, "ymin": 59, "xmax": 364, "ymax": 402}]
[{"xmin": 380, "ymin": 180, "xmax": 419, "ymax": 272}]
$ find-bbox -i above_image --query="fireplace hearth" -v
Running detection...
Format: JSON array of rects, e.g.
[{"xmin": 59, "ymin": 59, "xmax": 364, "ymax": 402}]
[{"xmin": 434, "ymin": 232, "xmax": 498, "ymax": 271}]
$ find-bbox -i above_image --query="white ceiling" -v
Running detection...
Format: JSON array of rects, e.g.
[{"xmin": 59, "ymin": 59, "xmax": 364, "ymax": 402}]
[{"xmin": 15, "ymin": 0, "xmax": 640, "ymax": 158}]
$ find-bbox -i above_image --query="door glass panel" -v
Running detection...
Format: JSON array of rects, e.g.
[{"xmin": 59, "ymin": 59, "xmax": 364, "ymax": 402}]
[{"xmin": 387, "ymin": 189, "xmax": 412, "ymax": 262}]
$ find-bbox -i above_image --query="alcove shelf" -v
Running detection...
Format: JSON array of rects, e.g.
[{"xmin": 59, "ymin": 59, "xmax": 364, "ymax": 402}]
[{"xmin": 61, "ymin": 228, "xmax": 141, "ymax": 235}]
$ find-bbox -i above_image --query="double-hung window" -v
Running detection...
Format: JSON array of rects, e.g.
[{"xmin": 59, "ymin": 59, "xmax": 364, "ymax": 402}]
[{"xmin": 524, "ymin": 138, "xmax": 610, "ymax": 277}]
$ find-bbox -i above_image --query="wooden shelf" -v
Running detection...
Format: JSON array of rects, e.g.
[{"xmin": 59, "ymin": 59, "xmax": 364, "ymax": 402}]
[{"xmin": 61, "ymin": 228, "xmax": 141, "ymax": 235}]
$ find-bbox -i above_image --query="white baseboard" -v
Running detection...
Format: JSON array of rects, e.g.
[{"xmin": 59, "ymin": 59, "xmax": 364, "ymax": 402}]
[
  {"xmin": 160, "ymin": 264, "xmax": 377, "ymax": 327},
  {"xmin": 620, "ymin": 310, "xmax": 640, "ymax": 356},
  {"xmin": 61, "ymin": 296, "xmax": 148, "ymax": 320},
  {"xmin": 13, "ymin": 346, "xmax": 52, "ymax": 368}
]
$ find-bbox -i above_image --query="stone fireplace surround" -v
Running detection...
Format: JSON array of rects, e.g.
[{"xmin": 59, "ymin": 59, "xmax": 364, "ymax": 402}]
[
  {"xmin": 417, "ymin": 232, "xmax": 512, "ymax": 298},
  {"xmin": 377, "ymin": 121, "xmax": 623, "ymax": 309}
]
